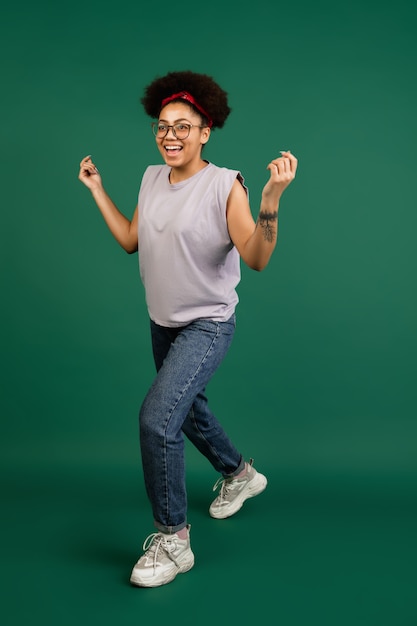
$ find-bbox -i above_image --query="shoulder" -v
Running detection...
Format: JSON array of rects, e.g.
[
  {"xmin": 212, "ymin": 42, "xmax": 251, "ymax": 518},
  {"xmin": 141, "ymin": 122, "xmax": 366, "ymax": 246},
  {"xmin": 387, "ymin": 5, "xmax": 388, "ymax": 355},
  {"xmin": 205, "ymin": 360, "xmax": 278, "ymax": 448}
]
[
  {"xmin": 139, "ymin": 164, "xmax": 169, "ymax": 189},
  {"xmin": 142, "ymin": 164, "xmax": 168, "ymax": 179},
  {"xmin": 206, "ymin": 163, "xmax": 247, "ymax": 194}
]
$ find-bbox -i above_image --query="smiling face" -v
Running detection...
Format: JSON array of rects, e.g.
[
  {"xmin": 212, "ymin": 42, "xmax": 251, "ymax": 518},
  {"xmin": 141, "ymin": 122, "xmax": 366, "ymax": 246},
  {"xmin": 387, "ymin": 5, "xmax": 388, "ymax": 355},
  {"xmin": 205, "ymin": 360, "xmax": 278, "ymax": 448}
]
[{"xmin": 156, "ymin": 102, "xmax": 211, "ymax": 178}]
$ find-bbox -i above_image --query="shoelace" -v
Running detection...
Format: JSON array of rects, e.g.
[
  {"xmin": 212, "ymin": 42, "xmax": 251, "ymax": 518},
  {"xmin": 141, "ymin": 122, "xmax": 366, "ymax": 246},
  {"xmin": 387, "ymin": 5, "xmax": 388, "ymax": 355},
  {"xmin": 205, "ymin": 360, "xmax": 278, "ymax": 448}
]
[
  {"xmin": 212, "ymin": 476, "xmax": 240, "ymax": 501},
  {"xmin": 212, "ymin": 460, "xmax": 253, "ymax": 501},
  {"xmin": 142, "ymin": 533, "xmax": 180, "ymax": 570}
]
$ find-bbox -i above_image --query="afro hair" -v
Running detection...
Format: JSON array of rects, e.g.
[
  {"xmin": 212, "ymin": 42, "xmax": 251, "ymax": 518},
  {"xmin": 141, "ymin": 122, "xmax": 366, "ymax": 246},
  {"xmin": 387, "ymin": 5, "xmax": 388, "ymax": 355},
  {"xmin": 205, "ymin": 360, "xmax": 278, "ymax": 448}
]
[{"xmin": 141, "ymin": 70, "xmax": 231, "ymax": 129}]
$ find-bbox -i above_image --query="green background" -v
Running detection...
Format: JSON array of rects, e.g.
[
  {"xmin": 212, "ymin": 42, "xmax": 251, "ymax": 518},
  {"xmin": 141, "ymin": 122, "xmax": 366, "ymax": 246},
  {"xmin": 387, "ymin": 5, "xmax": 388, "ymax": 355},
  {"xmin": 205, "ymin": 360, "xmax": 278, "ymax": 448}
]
[{"xmin": 1, "ymin": 0, "xmax": 416, "ymax": 624}]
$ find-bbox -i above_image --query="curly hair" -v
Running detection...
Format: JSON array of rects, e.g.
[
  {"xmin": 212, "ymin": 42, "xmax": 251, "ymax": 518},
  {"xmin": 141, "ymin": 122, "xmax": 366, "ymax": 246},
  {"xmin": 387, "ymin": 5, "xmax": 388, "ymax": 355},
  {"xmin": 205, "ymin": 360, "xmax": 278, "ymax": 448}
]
[{"xmin": 141, "ymin": 70, "xmax": 231, "ymax": 129}]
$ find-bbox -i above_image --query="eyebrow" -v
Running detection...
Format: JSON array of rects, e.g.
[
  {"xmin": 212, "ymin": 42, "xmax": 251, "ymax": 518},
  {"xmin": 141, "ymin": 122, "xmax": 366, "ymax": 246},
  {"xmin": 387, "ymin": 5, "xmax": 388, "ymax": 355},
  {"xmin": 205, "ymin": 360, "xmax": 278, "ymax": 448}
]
[{"xmin": 158, "ymin": 118, "xmax": 192, "ymax": 123}]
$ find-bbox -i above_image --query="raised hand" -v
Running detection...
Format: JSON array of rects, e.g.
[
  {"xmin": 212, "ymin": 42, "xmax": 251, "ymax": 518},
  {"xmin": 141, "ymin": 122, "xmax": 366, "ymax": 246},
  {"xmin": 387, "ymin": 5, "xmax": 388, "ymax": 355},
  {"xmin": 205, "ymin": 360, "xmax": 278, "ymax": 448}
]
[
  {"xmin": 78, "ymin": 155, "xmax": 103, "ymax": 190},
  {"xmin": 262, "ymin": 150, "xmax": 298, "ymax": 204}
]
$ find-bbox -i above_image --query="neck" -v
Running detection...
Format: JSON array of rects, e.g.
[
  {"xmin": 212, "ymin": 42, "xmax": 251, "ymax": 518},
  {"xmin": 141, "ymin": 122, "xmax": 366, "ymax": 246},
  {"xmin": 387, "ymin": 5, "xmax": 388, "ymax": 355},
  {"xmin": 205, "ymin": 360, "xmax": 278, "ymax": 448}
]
[{"xmin": 169, "ymin": 160, "xmax": 208, "ymax": 184}]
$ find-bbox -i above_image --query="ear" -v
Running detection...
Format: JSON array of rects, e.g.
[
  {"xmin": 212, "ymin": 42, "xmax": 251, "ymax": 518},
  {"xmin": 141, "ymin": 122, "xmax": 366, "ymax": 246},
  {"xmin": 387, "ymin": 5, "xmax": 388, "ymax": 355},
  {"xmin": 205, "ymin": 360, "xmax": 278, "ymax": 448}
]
[{"xmin": 200, "ymin": 127, "xmax": 211, "ymax": 145}]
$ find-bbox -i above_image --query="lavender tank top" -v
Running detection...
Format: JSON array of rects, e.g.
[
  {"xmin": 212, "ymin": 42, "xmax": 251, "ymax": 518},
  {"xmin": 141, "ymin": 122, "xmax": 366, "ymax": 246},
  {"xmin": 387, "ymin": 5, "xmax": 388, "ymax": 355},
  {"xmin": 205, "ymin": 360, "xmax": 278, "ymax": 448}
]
[{"xmin": 137, "ymin": 162, "xmax": 247, "ymax": 327}]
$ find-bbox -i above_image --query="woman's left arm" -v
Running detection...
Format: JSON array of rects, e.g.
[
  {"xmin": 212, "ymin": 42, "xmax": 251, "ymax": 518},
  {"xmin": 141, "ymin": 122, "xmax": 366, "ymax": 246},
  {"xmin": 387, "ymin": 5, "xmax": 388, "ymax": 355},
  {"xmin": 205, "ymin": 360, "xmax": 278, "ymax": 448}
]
[{"xmin": 227, "ymin": 151, "xmax": 298, "ymax": 271}]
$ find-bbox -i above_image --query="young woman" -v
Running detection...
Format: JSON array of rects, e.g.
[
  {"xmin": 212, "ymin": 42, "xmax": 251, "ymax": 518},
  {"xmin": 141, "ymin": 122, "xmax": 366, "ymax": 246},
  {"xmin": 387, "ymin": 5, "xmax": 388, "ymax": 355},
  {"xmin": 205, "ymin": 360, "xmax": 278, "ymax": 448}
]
[{"xmin": 78, "ymin": 70, "xmax": 297, "ymax": 588}]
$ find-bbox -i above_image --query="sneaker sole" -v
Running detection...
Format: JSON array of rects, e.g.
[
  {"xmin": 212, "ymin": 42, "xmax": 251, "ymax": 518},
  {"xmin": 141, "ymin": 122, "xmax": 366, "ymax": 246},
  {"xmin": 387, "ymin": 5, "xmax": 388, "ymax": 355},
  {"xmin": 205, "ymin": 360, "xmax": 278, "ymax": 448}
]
[
  {"xmin": 130, "ymin": 552, "xmax": 195, "ymax": 588},
  {"xmin": 209, "ymin": 472, "xmax": 267, "ymax": 519}
]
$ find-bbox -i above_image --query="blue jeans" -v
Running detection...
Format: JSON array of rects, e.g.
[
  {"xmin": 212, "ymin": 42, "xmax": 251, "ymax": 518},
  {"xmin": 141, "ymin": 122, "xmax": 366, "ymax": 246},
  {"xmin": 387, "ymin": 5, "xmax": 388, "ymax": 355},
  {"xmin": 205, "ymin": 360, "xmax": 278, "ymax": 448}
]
[{"xmin": 139, "ymin": 315, "xmax": 244, "ymax": 534}]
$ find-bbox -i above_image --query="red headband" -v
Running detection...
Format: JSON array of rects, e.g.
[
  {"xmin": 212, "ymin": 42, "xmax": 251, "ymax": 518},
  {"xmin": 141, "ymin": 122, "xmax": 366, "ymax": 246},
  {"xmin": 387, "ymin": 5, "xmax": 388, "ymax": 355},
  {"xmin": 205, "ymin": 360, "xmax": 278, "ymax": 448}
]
[{"xmin": 161, "ymin": 91, "xmax": 213, "ymax": 128}]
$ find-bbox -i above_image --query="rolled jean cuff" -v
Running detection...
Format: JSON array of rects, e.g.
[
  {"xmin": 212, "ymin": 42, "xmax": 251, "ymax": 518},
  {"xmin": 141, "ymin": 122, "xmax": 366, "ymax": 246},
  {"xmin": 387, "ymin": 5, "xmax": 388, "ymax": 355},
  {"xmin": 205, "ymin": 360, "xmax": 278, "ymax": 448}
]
[
  {"xmin": 225, "ymin": 455, "xmax": 245, "ymax": 478},
  {"xmin": 154, "ymin": 519, "xmax": 188, "ymax": 535}
]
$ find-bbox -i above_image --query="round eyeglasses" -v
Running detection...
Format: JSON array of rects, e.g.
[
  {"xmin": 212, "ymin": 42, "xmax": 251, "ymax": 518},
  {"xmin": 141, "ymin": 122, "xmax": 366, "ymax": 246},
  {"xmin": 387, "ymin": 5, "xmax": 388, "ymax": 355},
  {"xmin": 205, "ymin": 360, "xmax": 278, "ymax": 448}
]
[{"xmin": 151, "ymin": 122, "xmax": 206, "ymax": 140}]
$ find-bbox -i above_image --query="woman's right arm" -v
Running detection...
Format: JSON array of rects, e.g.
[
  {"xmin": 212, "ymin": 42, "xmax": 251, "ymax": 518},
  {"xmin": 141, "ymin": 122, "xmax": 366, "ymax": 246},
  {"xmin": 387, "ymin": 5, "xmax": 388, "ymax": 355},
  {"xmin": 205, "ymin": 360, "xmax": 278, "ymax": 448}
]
[{"xmin": 78, "ymin": 155, "xmax": 138, "ymax": 254}]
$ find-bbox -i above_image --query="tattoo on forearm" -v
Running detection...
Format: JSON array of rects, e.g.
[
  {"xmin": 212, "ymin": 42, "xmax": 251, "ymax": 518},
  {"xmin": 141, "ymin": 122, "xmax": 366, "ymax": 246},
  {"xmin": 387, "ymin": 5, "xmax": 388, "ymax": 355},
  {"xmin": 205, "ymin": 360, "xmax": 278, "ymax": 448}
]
[{"xmin": 257, "ymin": 210, "xmax": 278, "ymax": 243}]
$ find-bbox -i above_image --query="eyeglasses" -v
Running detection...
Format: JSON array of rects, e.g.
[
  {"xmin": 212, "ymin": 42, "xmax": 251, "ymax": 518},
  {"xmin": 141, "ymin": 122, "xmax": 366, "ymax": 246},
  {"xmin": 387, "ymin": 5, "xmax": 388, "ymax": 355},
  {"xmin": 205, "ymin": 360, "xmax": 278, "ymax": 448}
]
[{"xmin": 151, "ymin": 122, "xmax": 205, "ymax": 139}]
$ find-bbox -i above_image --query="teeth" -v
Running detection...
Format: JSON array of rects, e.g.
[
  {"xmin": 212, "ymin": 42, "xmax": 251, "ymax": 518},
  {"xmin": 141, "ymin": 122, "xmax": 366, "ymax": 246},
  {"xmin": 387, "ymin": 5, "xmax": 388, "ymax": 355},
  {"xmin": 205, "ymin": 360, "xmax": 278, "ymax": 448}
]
[{"xmin": 165, "ymin": 146, "xmax": 181, "ymax": 150}]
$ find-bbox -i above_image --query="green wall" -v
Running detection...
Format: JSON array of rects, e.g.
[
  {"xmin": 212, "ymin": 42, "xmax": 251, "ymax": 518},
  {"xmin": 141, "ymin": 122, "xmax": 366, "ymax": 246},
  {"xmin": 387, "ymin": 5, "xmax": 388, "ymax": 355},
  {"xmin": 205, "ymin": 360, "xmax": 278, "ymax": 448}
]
[{"xmin": 1, "ymin": 0, "xmax": 416, "ymax": 624}]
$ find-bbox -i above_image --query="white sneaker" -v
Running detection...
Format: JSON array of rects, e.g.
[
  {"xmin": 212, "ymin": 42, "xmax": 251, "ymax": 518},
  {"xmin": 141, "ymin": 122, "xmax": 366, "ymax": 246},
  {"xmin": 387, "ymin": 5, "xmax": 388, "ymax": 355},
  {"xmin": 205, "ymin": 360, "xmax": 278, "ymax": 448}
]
[
  {"xmin": 209, "ymin": 459, "xmax": 267, "ymax": 519},
  {"xmin": 130, "ymin": 525, "xmax": 194, "ymax": 588}
]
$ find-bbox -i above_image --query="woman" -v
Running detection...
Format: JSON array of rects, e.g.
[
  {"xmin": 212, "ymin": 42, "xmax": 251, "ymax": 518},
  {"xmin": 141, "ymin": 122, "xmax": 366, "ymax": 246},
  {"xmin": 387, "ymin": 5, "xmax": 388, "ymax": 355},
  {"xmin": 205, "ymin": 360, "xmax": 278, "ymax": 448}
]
[{"xmin": 78, "ymin": 70, "xmax": 297, "ymax": 588}]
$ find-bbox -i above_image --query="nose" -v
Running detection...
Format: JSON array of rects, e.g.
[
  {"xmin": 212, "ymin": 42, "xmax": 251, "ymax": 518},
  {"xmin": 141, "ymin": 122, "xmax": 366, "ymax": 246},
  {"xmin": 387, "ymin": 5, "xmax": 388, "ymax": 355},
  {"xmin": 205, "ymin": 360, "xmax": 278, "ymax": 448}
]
[{"xmin": 165, "ymin": 126, "xmax": 176, "ymax": 139}]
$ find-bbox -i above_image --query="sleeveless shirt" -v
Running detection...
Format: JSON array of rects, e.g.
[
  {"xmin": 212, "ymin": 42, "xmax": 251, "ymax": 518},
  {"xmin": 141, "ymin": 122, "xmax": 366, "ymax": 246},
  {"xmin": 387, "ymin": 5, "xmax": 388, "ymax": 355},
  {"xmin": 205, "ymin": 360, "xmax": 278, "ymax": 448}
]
[{"xmin": 137, "ymin": 162, "xmax": 247, "ymax": 327}]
